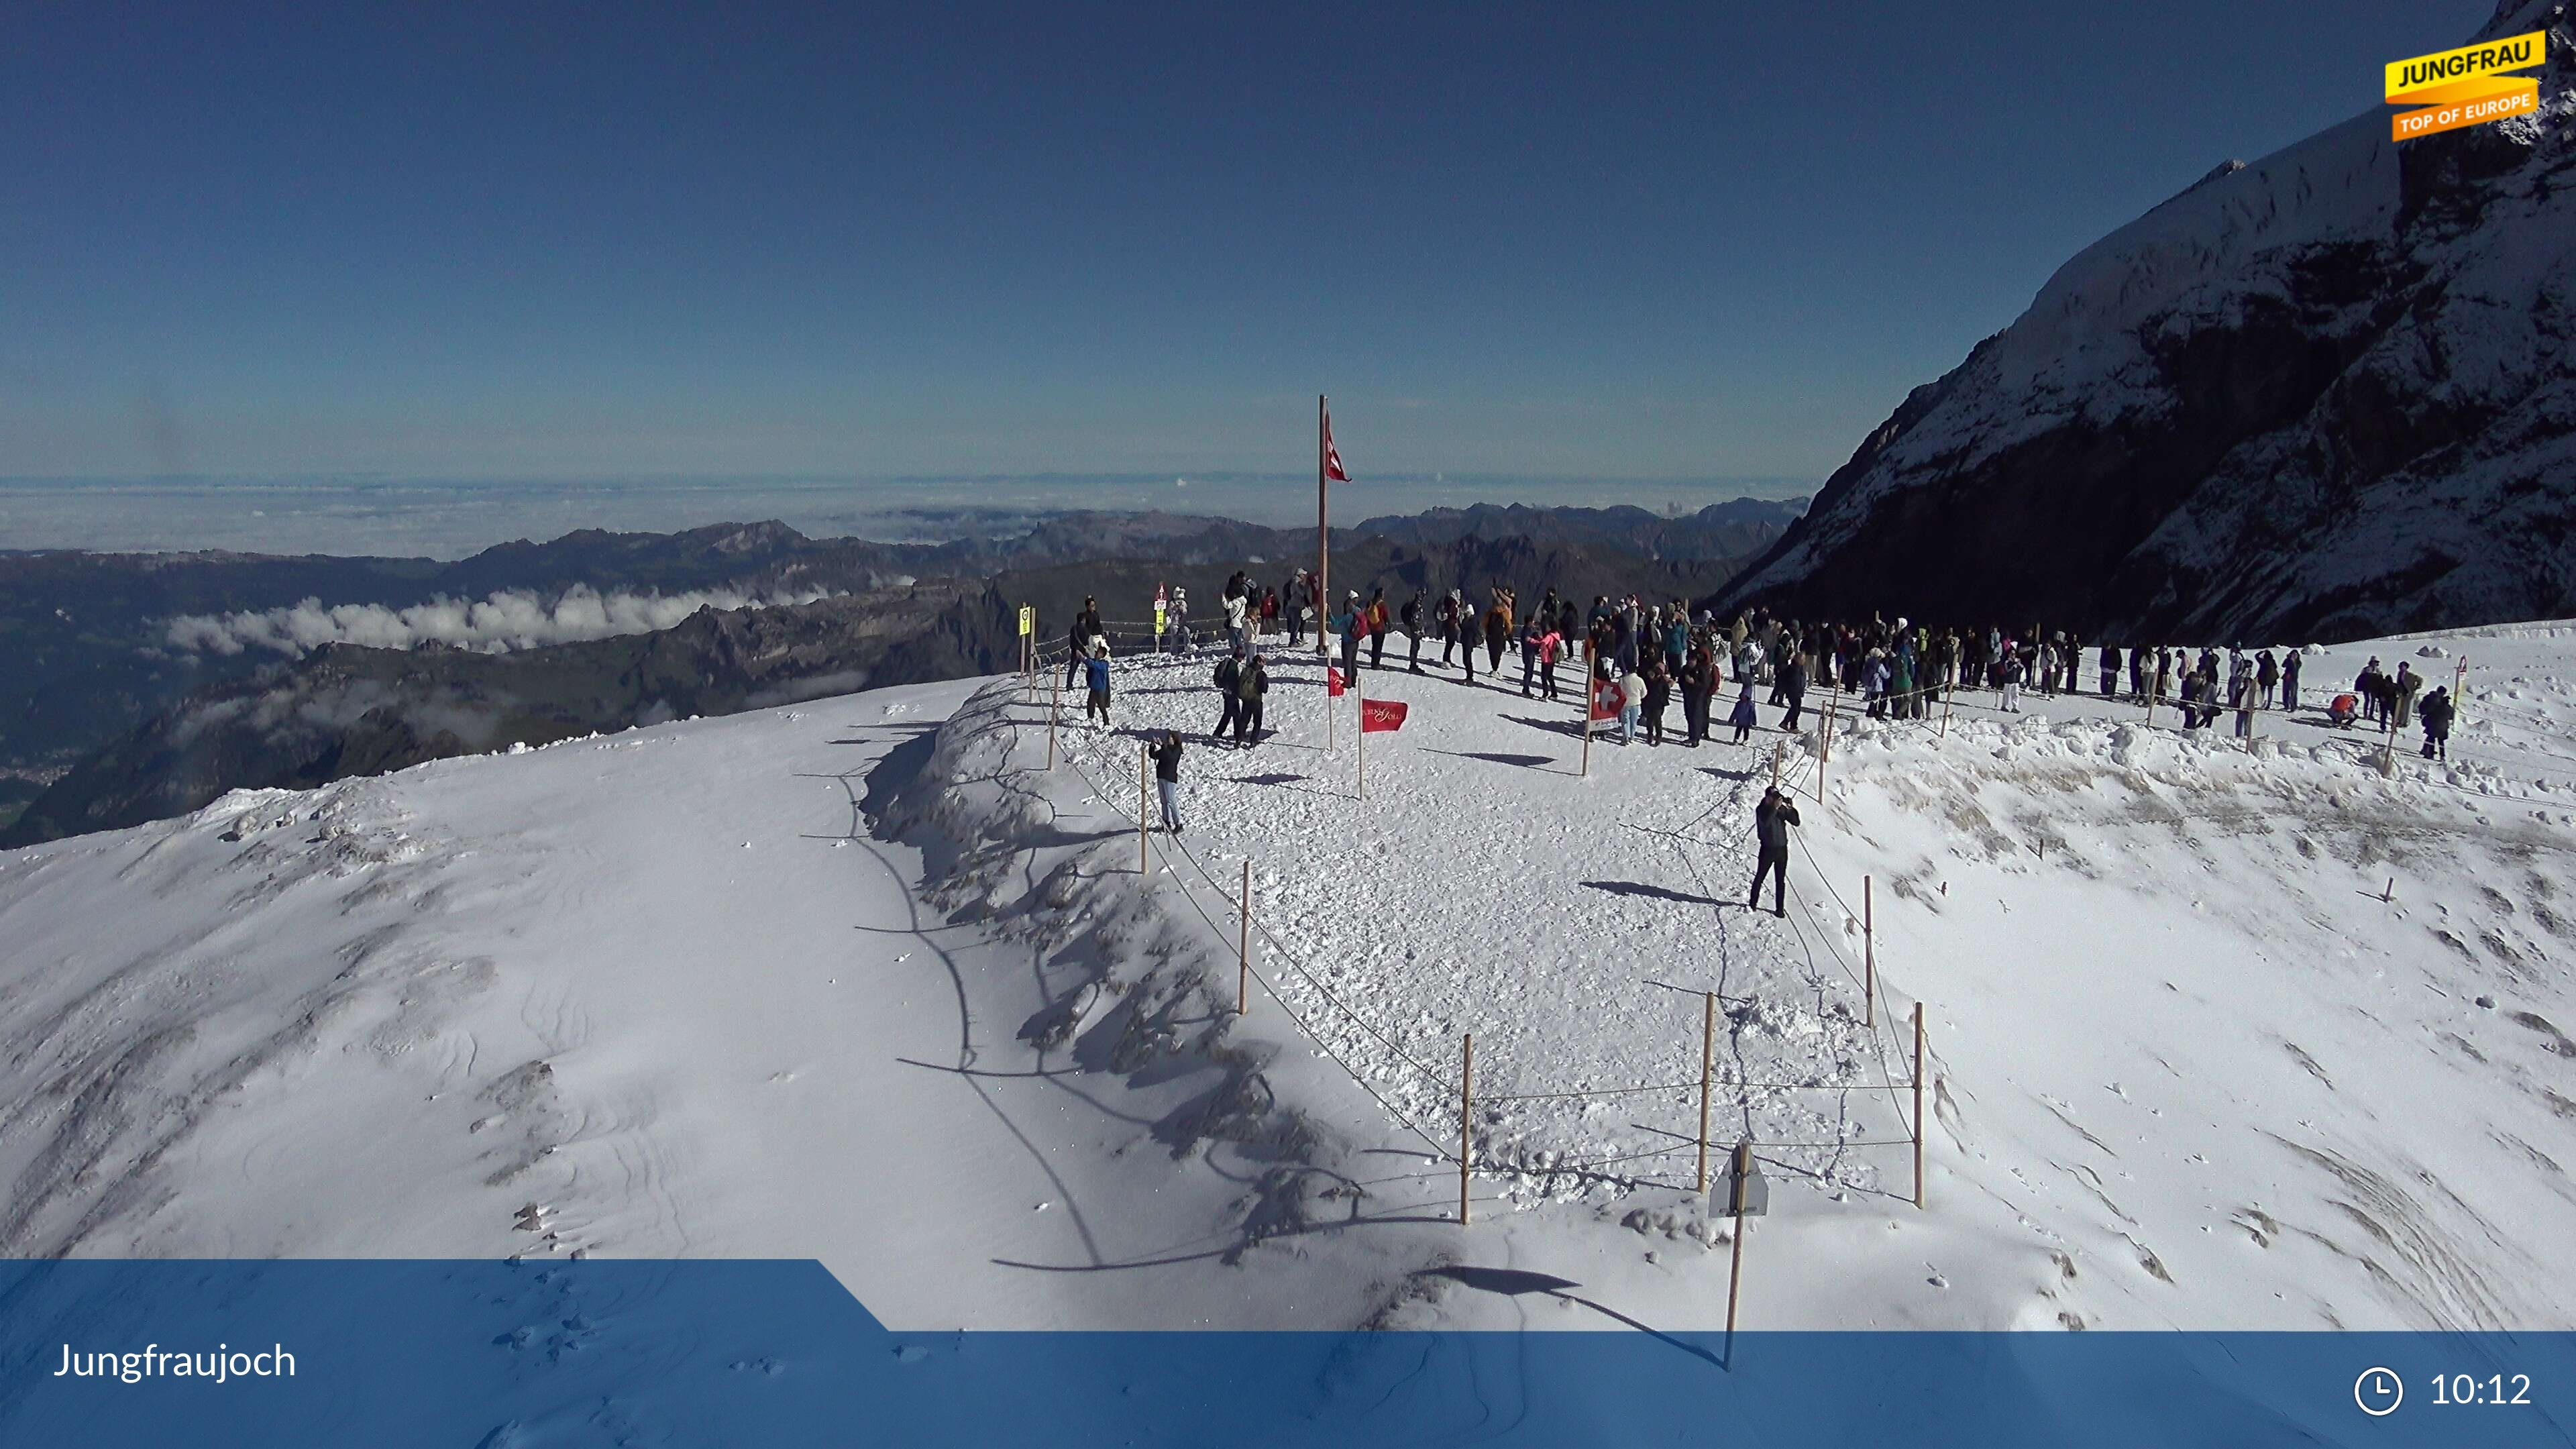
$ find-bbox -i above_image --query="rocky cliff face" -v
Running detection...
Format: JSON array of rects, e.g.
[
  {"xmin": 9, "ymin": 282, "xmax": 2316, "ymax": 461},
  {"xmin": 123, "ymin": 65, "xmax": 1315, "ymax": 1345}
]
[{"xmin": 1718, "ymin": 1, "xmax": 2575, "ymax": 642}]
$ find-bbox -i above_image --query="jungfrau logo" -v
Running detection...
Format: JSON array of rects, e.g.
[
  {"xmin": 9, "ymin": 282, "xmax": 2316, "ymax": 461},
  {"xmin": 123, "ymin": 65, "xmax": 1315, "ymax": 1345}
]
[{"xmin": 2386, "ymin": 30, "xmax": 2547, "ymax": 141}]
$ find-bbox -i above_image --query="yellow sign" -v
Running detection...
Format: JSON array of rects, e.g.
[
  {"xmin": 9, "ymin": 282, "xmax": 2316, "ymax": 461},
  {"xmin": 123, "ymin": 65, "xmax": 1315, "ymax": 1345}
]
[
  {"xmin": 2386, "ymin": 30, "xmax": 2546, "ymax": 141},
  {"xmin": 1017, "ymin": 604, "xmax": 1033, "ymax": 637}
]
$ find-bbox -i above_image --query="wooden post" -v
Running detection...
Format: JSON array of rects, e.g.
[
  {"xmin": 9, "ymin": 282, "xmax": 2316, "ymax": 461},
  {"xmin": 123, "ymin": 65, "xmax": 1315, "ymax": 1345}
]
[
  {"xmin": 1580, "ymin": 686, "xmax": 1593, "ymax": 778},
  {"xmin": 1237, "ymin": 860, "xmax": 1252, "ymax": 1016},
  {"xmin": 1817, "ymin": 704, "xmax": 1833, "ymax": 805},
  {"xmin": 1138, "ymin": 746, "xmax": 1150, "ymax": 875},
  {"xmin": 1696, "ymin": 990, "xmax": 1715, "ymax": 1194},
  {"xmin": 1725, "ymin": 1140, "xmax": 1751, "ymax": 1348},
  {"xmin": 1864, "ymin": 874, "xmax": 1876, "ymax": 1031},
  {"xmin": 1046, "ymin": 668, "xmax": 1060, "ymax": 770},
  {"xmin": 1912, "ymin": 1002, "xmax": 1927, "ymax": 1210},
  {"xmin": 2383, "ymin": 877, "xmax": 2395, "ymax": 904},
  {"xmin": 1939, "ymin": 683, "xmax": 1953, "ymax": 741},
  {"xmin": 1769, "ymin": 741, "xmax": 1782, "ymax": 791},
  {"xmin": 1356, "ymin": 667, "xmax": 1366, "ymax": 801},
  {"xmin": 1457, "ymin": 1034, "xmax": 1474, "ymax": 1226}
]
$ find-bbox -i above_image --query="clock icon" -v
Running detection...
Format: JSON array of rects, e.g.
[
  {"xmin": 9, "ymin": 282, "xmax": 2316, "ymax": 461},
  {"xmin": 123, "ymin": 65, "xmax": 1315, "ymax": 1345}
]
[{"xmin": 2355, "ymin": 1366, "xmax": 2404, "ymax": 1417}]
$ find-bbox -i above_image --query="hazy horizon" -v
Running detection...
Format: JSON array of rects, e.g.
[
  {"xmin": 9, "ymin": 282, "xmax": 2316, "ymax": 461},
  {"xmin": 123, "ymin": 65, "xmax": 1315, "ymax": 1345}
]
[{"xmin": 0, "ymin": 473, "xmax": 1815, "ymax": 559}]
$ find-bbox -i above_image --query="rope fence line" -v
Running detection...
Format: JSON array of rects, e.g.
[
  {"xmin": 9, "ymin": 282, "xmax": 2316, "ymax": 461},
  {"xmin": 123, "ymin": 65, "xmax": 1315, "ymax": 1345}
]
[{"xmin": 1000, "ymin": 643, "xmax": 1935, "ymax": 1218}]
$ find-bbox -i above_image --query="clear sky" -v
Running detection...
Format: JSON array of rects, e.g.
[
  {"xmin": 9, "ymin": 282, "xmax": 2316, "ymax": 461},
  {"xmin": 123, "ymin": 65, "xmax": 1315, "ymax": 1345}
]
[{"xmin": 1, "ymin": 1, "xmax": 2493, "ymax": 484}]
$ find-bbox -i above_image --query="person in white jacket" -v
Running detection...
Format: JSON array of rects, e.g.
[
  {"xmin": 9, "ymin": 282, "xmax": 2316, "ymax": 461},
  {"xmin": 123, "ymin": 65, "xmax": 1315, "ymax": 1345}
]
[
  {"xmin": 1222, "ymin": 590, "xmax": 1248, "ymax": 655},
  {"xmin": 1618, "ymin": 666, "xmax": 1646, "ymax": 745}
]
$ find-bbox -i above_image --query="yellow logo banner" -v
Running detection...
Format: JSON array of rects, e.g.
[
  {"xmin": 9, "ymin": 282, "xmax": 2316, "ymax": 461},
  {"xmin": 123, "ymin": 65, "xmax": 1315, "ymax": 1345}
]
[{"xmin": 2385, "ymin": 30, "xmax": 2547, "ymax": 141}]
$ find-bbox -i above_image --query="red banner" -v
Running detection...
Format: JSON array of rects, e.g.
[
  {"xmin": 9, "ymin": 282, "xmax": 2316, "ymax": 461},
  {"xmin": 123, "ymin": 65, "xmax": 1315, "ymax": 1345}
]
[
  {"xmin": 1327, "ymin": 666, "xmax": 1345, "ymax": 698},
  {"xmin": 1359, "ymin": 698, "xmax": 1408, "ymax": 734},
  {"xmin": 1323, "ymin": 402, "xmax": 1350, "ymax": 482}
]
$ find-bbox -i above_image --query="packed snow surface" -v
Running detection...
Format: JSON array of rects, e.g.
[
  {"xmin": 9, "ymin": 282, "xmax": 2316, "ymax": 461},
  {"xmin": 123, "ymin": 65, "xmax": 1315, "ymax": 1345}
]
[{"xmin": 1, "ymin": 622, "xmax": 2570, "ymax": 1336}]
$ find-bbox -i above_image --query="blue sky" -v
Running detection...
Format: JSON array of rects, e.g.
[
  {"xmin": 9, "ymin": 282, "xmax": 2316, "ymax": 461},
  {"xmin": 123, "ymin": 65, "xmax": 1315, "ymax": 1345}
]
[{"xmin": 1, "ymin": 1, "xmax": 2491, "ymax": 483}]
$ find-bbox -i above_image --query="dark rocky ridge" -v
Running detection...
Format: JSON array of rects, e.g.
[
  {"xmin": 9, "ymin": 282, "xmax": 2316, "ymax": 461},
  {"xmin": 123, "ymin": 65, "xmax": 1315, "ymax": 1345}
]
[{"xmin": 1715, "ymin": 0, "xmax": 2575, "ymax": 643}]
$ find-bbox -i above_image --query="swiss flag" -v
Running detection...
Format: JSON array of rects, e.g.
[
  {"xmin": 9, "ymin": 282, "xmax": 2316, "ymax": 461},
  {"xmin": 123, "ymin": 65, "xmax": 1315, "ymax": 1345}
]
[
  {"xmin": 1589, "ymin": 676, "xmax": 1625, "ymax": 722},
  {"xmin": 1323, "ymin": 402, "xmax": 1350, "ymax": 483},
  {"xmin": 1327, "ymin": 666, "xmax": 1346, "ymax": 698},
  {"xmin": 1359, "ymin": 698, "xmax": 1408, "ymax": 734}
]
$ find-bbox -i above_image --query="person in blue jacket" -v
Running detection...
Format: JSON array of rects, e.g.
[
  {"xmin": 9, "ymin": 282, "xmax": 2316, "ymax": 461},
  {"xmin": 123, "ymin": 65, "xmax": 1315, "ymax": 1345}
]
[{"xmin": 1083, "ymin": 645, "xmax": 1112, "ymax": 727}]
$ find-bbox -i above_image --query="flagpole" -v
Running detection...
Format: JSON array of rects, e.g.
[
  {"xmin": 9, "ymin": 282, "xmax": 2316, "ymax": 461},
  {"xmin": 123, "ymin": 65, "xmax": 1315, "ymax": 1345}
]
[
  {"xmin": 1318, "ymin": 394, "xmax": 1330, "ymax": 659},
  {"xmin": 1356, "ymin": 667, "xmax": 1366, "ymax": 801}
]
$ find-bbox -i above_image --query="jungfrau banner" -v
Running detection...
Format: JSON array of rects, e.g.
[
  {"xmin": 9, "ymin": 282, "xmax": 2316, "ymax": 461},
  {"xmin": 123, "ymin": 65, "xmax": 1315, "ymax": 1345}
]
[
  {"xmin": 1358, "ymin": 698, "xmax": 1407, "ymax": 733},
  {"xmin": 2385, "ymin": 30, "xmax": 2546, "ymax": 141}
]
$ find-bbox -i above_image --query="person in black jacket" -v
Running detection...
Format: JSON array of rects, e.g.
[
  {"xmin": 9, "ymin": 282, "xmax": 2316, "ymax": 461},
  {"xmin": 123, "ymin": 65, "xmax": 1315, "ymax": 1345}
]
[
  {"xmin": 1402, "ymin": 591, "xmax": 1426, "ymax": 673},
  {"xmin": 1750, "ymin": 787, "xmax": 1800, "ymax": 916},
  {"xmin": 1778, "ymin": 655, "xmax": 1809, "ymax": 732},
  {"xmin": 1212, "ymin": 647, "xmax": 1244, "ymax": 745},
  {"xmin": 1235, "ymin": 653, "xmax": 1269, "ymax": 745},
  {"xmin": 2418, "ymin": 686, "xmax": 2453, "ymax": 759},
  {"xmin": 1641, "ymin": 659, "xmax": 1672, "ymax": 745},
  {"xmin": 1066, "ymin": 596, "xmax": 1102, "ymax": 687},
  {"xmin": 1150, "ymin": 731, "xmax": 1185, "ymax": 833}
]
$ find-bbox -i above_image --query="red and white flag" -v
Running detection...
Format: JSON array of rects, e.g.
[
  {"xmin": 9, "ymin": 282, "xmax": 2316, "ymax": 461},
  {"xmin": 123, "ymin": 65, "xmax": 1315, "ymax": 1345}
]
[
  {"xmin": 1589, "ymin": 676, "xmax": 1625, "ymax": 723},
  {"xmin": 1359, "ymin": 698, "xmax": 1408, "ymax": 734},
  {"xmin": 1327, "ymin": 666, "xmax": 1346, "ymax": 698},
  {"xmin": 1322, "ymin": 402, "xmax": 1350, "ymax": 483}
]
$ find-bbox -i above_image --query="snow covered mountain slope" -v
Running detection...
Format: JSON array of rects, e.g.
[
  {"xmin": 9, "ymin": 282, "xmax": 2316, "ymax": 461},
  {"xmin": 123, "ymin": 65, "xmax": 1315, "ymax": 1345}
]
[
  {"xmin": 2, "ymin": 625, "xmax": 2570, "ymax": 1336},
  {"xmin": 1719, "ymin": 0, "xmax": 2576, "ymax": 643}
]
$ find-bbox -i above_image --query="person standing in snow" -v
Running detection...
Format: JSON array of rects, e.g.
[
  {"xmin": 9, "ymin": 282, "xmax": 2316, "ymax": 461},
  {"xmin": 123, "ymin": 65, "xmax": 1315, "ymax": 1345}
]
[
  {"xmin": 1331, "ymin": 591, "xmax": 1363, "ymax": 686},
  {"xmin": 1778, "ymin": 651, "xmax": 1808, "ymax": 732},
  {"xmin": 1485, "ymin": 592, "xmax": 1512, "ymax": 674},
  {"xmin": 2100, "ymin": 643, "xmax": 2121, "ymax": 698},
  {"xmin": 2282, "ymin": 650, "xmax": 2301, "ymax": 710},
  {"xmin": 1402, "ymin": 590, "xmax": 1426, "ymax": 674},
  {"xmin": 1728, "ymin": 670, "xmax": 1758, "ymax": 743},
  {"xmin": 1224, "ymin": 587, "xmax": 1252, "ymax": 656},
  {"xmin": 1682, "ymin": 645, "xmax": 1715, "ymax": 746},
  {"xmin": 1150, "ymin": 730, "xmax": 1185, "ymax": 834},
  {"xmin": 1212, "ymin": 646, "xmax": 1244, "ymax": 745},
  {"xmin": 2393, "ymin": 662, "xmax": 2422, "ymax": 730},
  {"xmin": 1236, "ymin": 652, "xmax": 1268, "ymax": 746},
  {"xmin": 1750, "ymin": 786, "xmax": 1800, "ymax": 917},
  {"xmin": 2257, "ymin": 649, "xmax": 2279, "ymax": 709},
  {"xmin": 1617, "ymin": 661, "xmax": 1645, "ymax": 745},
  {"xmin": 1366, "ymin": 587, "xmax": 1391, "ymax": 671},
  {"xmin": 2418, "ymin": 686, "xmax": 2453, "ymax": 759},
  {"xmin": 1083, "ymin": 644, "xmax": 1113, "ymax": 727},
  {"xmin": 1999, "ymin": 650, "xmax": 2024, "ymax": 713},
  {"xmin": 1068, "ymin": 596, "xmax": 1104, "ymax": 688},
  {"xmin": 1642, "ymin": 659, "xmax": 1672, "ymax": 745},
  {"xmin": 2355, "ymin": 658, "xmax": 2386, "ymax": 727}
]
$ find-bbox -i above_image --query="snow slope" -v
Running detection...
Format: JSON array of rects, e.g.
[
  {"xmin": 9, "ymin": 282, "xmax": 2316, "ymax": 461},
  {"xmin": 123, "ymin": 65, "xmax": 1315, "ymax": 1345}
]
[{"xmin": 1, "ymin": 624, "xmax": 2570, "ymax": 1337}]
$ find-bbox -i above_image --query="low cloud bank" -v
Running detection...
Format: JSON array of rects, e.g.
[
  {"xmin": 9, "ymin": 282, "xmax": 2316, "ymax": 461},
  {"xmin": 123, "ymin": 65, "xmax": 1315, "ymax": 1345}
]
[{"xmin": 166, "ymin": 585, "xmax": 831, "ymax": 657}]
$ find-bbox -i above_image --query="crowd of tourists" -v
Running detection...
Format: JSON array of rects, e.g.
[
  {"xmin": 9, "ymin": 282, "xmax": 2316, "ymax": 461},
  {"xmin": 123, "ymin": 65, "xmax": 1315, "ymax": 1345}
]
[{"xmin": 1061, "ymin": 574, "xmax": 2461, "ymax": 765}]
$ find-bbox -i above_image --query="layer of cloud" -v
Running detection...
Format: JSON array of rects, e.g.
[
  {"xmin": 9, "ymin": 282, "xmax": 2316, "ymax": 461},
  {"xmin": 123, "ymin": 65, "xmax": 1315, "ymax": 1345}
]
[{"xmin": 165, "ymin": 585, "xmax": 832, "ymax": 657}]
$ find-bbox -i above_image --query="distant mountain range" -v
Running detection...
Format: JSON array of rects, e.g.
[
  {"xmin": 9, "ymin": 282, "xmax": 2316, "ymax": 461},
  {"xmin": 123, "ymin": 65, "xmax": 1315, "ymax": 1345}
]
[
  {"xmin": 1718, "ymin": 0, "xmax": 2574, "ymax": 641},
  {"xmin": 0, "ymin": 498, "xmax": 1801, "ymax": 843}
]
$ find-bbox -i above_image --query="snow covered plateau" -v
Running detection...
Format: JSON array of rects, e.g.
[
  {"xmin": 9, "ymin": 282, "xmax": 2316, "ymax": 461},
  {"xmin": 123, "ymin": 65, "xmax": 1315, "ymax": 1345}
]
[{"xmin": 1, "ymin": 621, "xmax": 2571, "ymax": 1336}]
